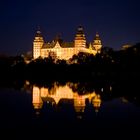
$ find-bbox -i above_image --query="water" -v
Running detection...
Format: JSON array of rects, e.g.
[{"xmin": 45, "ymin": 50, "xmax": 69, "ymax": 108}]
[{"xmin": 0, "ymin": 81, "xmax": 140, "ymax": 139}]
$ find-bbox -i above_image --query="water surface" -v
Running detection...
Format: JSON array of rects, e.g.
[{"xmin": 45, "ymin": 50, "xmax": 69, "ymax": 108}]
[{"xmin": 0, "ymin": 81, "xmax": 140, "ymax": 139}]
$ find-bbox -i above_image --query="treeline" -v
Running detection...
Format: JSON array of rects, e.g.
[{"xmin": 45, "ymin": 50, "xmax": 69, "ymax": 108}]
[
  {"xmin": 27, "ymin": 42, "xmax": 140, "ymax": 82},
  {"xmin": 0, "ymin": 43, "xmax": 140, "ymax": 82},
  {"xmin": 0, "ymin": 45, "xmax": 140, "ymax": 105}
]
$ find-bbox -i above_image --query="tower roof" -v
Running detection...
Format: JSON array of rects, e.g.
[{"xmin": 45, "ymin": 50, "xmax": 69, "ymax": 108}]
[
  {"xmin": 35, "ymin": 27, "xmax": 42, "ymax": 37},
  {"xmin": 75, "ymin": 26, "xmax": 86, "ymax": 40},
  {"xmin": 76, "ymin": 26, "xmax": 84, "ymax": 35},
  {"xmin": 94, "ymin": 33, "xmax": 100, "ymax": 40}
]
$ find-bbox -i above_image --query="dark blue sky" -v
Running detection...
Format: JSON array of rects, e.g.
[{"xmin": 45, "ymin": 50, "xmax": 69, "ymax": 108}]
[{"xmin": 0, "ymin": 0, "xmax": 140, "ymax": 55}]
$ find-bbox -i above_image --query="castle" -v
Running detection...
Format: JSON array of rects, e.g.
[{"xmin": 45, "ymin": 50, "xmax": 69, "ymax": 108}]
[{"xmin": 33, "ymin": 26, "xmax": 102, "ymax": 60}]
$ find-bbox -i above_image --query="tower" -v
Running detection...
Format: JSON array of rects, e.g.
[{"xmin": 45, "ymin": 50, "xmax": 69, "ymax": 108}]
[
  {"xmin": 74, "ymin": 26, "xmax": 86, "ymax": 48},
  {"xmin": 33, "ymin": 29, "xmax": 44, "ymax": 59},
  {"xmin": 92, "ymin": 94, "xmax": 101, "ymax": 113},
  {"xmin": 32, "ymin": 86, "xmax": 43, "ymax": 110},
  {"xmin": 93, "ymin": 33, "xmax": 102, "ymax": 53}
]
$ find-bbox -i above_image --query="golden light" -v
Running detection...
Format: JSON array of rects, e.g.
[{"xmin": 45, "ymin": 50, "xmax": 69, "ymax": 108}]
[
  {"xmin": 33, "ymin": 27, "xmax": 102, "ymax": 60},
  {"xmin": 32, "ymin": 83, "xmax": 101, "ymax": 114}
]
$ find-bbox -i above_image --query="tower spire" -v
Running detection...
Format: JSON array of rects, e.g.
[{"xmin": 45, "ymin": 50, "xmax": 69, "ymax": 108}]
[
  {"xmin": 33, "ymin": 26, "xmax": 44, "ymax": 59},
  {"xmin": 93, "ymin": 32, "xmax": 102, "ymax": 53},
  {"xmin": 74, "ymin": 25, "xmax": 86, "ymax": 48},
  {"xmin": 36, "ymin": 26, "xmax": 42, "ymax": 37}
]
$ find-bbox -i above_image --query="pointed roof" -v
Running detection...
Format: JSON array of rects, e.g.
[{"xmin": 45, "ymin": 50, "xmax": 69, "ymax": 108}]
[
  {"xmin": 75, "ymin": 26, "xmax": 86, "ymax": 40},
  {"xmin": 35, "ymin": 27, "xmax": 43, "ymax": 37},
  {"xmin": 42, "ymin": 41, "xmax": 56, "ymax": 48},
  {"xmin": 94, "ymin": 32, "xmax": 100, "ymax": 40},
  {"xmin": 42, "ymin": 41, "xmax": 74, "ymax": 49},
  {"xmin": 76, "ymin": 26, "xmax": 84, "ymax": 34}
]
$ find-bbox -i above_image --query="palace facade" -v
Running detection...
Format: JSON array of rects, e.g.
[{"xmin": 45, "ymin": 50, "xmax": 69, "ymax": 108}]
[{"xmin": 33, "ymin": 26, "xmax": 102, "ymax": 60}]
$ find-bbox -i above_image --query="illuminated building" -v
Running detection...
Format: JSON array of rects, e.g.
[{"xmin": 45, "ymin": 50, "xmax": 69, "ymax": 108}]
[
  {"xmin": 121, "ymin": 44, "xmax": 132, "ymax": 50},
  {"xmin": 33, "ymin": 26, "xmax": 102, "ymax": 60},
  {"xmin": 93, "ymin": 33, "xmax": 102, "ymax": 53}
]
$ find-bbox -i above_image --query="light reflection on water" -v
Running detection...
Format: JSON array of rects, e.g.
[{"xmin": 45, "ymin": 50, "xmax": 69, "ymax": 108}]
[
  {"xmin": 0, "ymin": 81, "xmax": 140, "ymax": 138},
  {"xmin": 32, "ymin": 82, "xmax": 101, "ymax": 117}
]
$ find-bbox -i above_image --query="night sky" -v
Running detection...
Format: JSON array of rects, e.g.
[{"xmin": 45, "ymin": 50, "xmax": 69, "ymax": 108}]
[{"xmin": 0, "ymin": 0, "xmax": 140, "ymax": 55}]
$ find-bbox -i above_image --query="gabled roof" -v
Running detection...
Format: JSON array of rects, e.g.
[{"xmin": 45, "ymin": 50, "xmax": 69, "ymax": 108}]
[
  {"xmin": 42, "ymin": 41, "xmax": 56, "ymax": 49},
  {"xmin": 61, "ymin": 42, "xmax": 74, "ymax": 48},
  {"xmin": 42, "ymin": 41, "xmax": 74, "ymax": 49}
]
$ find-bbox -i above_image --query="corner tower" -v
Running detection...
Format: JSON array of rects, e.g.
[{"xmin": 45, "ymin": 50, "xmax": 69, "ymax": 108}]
[
  {"xmin": 33, "ymin": 29, "xmax": 44, "ymax": 59},
  {"xmin": 93, "ymin": 33, "xmax": 102, "ymax": 53},
  {"xmin": 74, "ymin": 26, "xmax": 86, "ymax": 48}
]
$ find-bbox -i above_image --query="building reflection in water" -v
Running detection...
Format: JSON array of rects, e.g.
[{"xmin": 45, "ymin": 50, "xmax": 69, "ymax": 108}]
[{"xmin": 32, "ymin": 82, "xmax": 101, "ymax": 116}]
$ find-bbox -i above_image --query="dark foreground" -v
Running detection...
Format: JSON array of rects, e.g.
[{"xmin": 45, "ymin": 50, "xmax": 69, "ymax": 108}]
[{"xmin": 0, "ymin": 80, "xmax": 140, "ymax": 140}]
